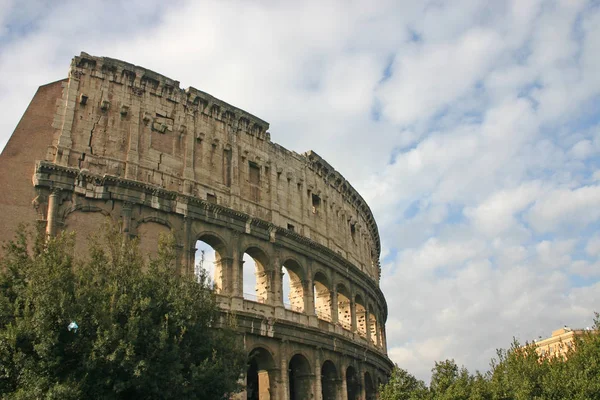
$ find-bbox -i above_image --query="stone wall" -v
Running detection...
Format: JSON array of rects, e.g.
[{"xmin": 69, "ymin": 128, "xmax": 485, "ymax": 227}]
[
  {"xmin": 0, "ymin": 52, "xmax": 393, "ymax": 400},
  {"xmin": 47, "ymin": 52, "xmax": 381, "ymax": 283}
]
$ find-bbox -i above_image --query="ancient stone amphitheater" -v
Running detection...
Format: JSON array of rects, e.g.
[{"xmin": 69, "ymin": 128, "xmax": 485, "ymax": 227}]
[{"xmin": 0, "ymin": 53, "xmax": 393, "ymax": 400}]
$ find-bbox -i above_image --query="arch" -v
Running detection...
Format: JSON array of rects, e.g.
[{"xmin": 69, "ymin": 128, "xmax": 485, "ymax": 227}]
[
  {"xmin": 135, "ymin": 215, "xmax": 173, "ymax": 230},
  {"xmin": 369, "ymin": 308, "xmax": 378, "ymax": 346},
  {"xmin": 354, "ymin": 294, "xmax": 367, "ymax": 338},
  {"xmin": 247, "ymin": 347, "xmax": 276, "ymax": 400},
  {"xmin": 289, "ymin": 354, "xmax": 312, "ymax": 400},
  {"xmin": 242, "ymin": 245, "xmax": 271, "ymax": 303},
  {"xmin": 336, "ymin": 283, "xmax": 352, "ymax": 330},
  {"xmin": 314, "ymin": 271, "xmax": 332, "ymax": 321},
  {"xmin": 321, "ymin": 360, "xmax": 339, "ymax": 400},
  {"xmin": 346, "ymin": 366, "xmax": 360, "ymax": 400},
  {"xmin": 62, "ymin": 204, "xmax": 111, "ymax": 220},
  {"xmin": 281, "ymin": 258, "xmax": 305, "ymax": 312},
  {"xmin": 63, "ymin": 209, "xmax": 113, "ymax": 257},
  {"xmin": 135, "ymin": 220, "xmax": 172, "ymax": 261},
  {"xmin": 365, "ymin": 371, "xmax": 376, "ymax": 400},
  {"xmin": 195, "ymin": 231, "xmax": 229, "ymax": 292}
]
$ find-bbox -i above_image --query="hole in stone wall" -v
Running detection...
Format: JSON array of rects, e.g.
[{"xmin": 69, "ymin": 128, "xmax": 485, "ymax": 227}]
[
  {"xmin": 355, "ymin": 295, "xmax": 367, "ymax": 339},
  {"xmin": 369, "ymin": 313, "xmax": 378, "ymax": 346},
  {"xmin": 243, "ymin": 249, "xmax": 269, "ymax": 304},
  {"xmin": 243, "ymin": 253, "xmax": 259, "ymax": 302},
  {"xmin": 313, "ymin": 272, "xmax": 331, "ymax": 322},
  {"xmin": 282, "ymin": 260, "xmax": 304, "ymax": 313},
  {"xmin": 311, "ymin": 193, "xmax": 321, "ymax": 214},
  {"xmin": 337, "ymin": 285, "xmax": 352, "ymax": 331},
  {"xmin": 195, "ymin": 239, "xmax": 218, "ymax": 289}
]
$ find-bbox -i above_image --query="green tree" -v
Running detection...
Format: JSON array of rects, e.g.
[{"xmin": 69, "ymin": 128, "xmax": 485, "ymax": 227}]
[
  {"xmin": 560, "ymin": 314, "xmax": 600, "ymax": 399},
  {"xmin": 0, "ymin": 225, "xmax": 245, "ymax": 399},
  {"xmin": 379, "ymin": 365, "xmax": 430, "ymax": 400}
]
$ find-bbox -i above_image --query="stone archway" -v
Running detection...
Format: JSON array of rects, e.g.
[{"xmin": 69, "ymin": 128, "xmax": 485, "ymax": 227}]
[
  {"xmin": 346, "ymin": 366, "xmax": 360, "ymax": 400},
  {"xmin": 313, "ymin": 271, "xmax": 331, "ymax": 321},
  {"xmin": 289, "ymin": 353, "xmax": 312, "ymax": 400},
  {"xmin": 243, "ymin": 246, "xmax": 271, "ymax": 303},
  {"xmin": 337, "ymin": 283, "xmax": 352, "ymax": 330},
  {"xmin": 246, "ymin": 347, "xmax": 276, "ymax": 400},
  {"xmin": 282, "ymin": 258, "xmax": 305, "ymax": 312},
  {"xmin": 321, "ymin": 360, "xmax": 339, "ymax": 400},
  {"xmin": 365, "ymin": 371, "xmax": 376, "ymax": 400},
  {"xmin": 196, "ymin": 232, "xmax": 229, "ymax": 292}
]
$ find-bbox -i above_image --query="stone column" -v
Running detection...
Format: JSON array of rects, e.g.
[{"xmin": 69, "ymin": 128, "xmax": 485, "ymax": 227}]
[
  {"xmin": 375, "ymin": 317, "xmax": 382, "ymax": 348},
  {"xmin": 279, "ymin": 341, "xmax": 289, "ymax": 400},
  {"xmin": 341, "ymin": 367, "xmax": 348, "ymax": 400},
  {"xmin": 365, "ymin": 306, "xmax": 371, "ymax": 344},
  {"xmin": 304, "ymin": 278, "xmax": 315, "ymax": 316},
  {"xmin": 350, "ymin": 301, "xmax": 357, "ymax": 333},
  {"xmin": 214, "ymin": 257, "xmax": 233, "ymax": 294},
  {"xmin": 314, "ymin": 350, "xmax": 322, "ymax": 399},
  {"xmin": 359, "ymin": 365, "xmax": 366, "ymax": 400},
  {"xmin": 273, "ymin": 261, "xmax": 283, "ymax": 306},
  {"xmin": 231, "ymin": 232, "xmax": 243, "ymax": 297},
  {"xmin": 46, "ymin": 188, "xmax": 61, "ymax": 237},
  {"xmin": 181, "ymin": 216, "xmax": 192, "ymax": 275},
  {"xmin": 331, "ymin": 289, "xmax": 339, "ymax": 325}
]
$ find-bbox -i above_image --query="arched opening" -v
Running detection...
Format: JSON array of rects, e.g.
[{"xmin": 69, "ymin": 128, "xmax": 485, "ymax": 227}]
[
  {"xmin": 365, "ymin": 371, "xmax": 376, "ymax": 400},
  {"xmin": 355, "ymin": 295, "xmax": 367, "ymax": 338},
  {"xmin": 346, "ymin": 366, "xmax": 360, "ymax": 400},
  {"xmin": 195, "ymin": 234, "xmax": 226, "ymax": 292},
  {"xmin": 369, "ymin": 312, "xmax": 378, "ymax": 346},
  {"xmin": 282, "ymin": 259, "xmax": 304, "ymax": 312},
  {"xmin": 289, "ymin": 354, "xmax": 312, "ymax": 400},
  {"xmin": 247, "ymin": 347, "xmax": 275, "ymax": 400},
  {"xmin": 337, "ymin": 284, "xmax": 352, "ymax": 330},
  {"xmin": 321, "ymin": 360, "xmax": 338, "ymax": 400},
  {"xmin": 313, "ymin": 272, "xmax": 331, "ymax": 321},
  {"xmin": 243, "ymin": 247, "xmax": 270, "ymax": 303}
]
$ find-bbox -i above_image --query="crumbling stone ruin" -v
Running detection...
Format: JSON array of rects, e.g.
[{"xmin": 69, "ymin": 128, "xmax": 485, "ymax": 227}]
[{"xmin": 0, "ymin": 52, "xmax": 393, "ymax": 400}]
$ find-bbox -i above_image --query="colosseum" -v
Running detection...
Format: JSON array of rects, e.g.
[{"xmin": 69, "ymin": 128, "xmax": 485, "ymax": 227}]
[{"xmin": 0, "ymin": 52, "xmax": 393, "ymax": 399}]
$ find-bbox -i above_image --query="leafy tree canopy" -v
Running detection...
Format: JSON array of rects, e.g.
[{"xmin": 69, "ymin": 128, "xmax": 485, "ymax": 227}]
[
  {"xmin": 380, "ymin": 314, "xmax": 600, "ymax": 400},
  {"xmin": 0, "ymin": 225, "xmax": 246, "ymax": 399}
]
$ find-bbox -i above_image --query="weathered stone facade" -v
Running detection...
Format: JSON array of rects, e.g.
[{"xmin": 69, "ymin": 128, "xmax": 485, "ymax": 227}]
[{"xmin": 0, "ymin": 52, "xmax": 393, "ymax": 399}]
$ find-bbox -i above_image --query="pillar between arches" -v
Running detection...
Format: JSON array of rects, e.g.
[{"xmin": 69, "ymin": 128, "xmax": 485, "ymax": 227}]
[
  {"xmin": 365, "ymin": 307, "xmax": 371, "ymax": 344},
  {"xmin": 304, "ymin": 278, "xmax": 315, "ymax": 316},
  {"xmin": 46, "ymin": 188, "xmax": 61, "ymax": 237},
  {"xmin": 331, "ymin": 290, "xmax": 339, "ymax": 324},
  {"xmin": 314, "ymin": 351, "xmax": 322, "ymax": 399},
  {"xmin": 350, "ymin": 301, "xmax": 357, "ymax": 333},
  {"xmin": 214, "ymin": 256, "xmax": 234, "ymax": 294}
]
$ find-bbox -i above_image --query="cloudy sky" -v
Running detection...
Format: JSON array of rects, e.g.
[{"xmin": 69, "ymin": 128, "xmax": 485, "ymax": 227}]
[{"xmin": 2, "ymin": 0, "xmax": 600, "ymax": 381}]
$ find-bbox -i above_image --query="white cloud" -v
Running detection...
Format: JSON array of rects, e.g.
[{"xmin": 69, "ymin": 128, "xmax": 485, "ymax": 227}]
[
  {"xmin": 527, "ymin": 185, "xmax": 600, "ymax": 233},
  {"xmin": 377, "ymin": 28, "xmax": 503, "ymax": 126}
]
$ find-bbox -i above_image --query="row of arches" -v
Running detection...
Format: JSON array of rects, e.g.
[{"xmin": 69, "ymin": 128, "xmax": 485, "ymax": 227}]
[
  {"xmin": 195, "ymin": 237, "xmax": 385, "ymax": 348},
  {"xmin": 245, "ymin": 347, "xmax": 379, "ymax": 400}
]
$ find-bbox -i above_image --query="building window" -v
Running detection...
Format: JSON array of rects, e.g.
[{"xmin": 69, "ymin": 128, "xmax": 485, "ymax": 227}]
[
  {"xmin": 287, "ymin": 223, "xmax": 295, "ymax": 232},
  {"xmin": 249, "ymin": 162, "xmax": 260, "ymax": 202},
  {"xmin": 207, "ymin": 193, "xmax": 217, "ymax": 204},
  {"xmin": 312, "ymin": 193, "xmax": 321, "ymax": 214}
]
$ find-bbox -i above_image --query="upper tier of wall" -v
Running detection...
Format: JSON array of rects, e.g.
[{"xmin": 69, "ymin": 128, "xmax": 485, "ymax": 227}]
[{"xmin": 48, "ymin": 52, "xmax": 381, "ymax": 283}]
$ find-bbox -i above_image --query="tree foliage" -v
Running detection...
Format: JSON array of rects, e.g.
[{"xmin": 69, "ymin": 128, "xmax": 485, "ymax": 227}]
[
  {"xmin": 380, "ymin": 315, "xmax": 600, "ymax": 400},
  {"xmin": 0, "ymin": 225, "xmax": 246, "ymax": 399}
]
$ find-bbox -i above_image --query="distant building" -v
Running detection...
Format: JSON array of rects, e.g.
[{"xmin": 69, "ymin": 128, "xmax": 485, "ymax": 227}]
[{"xmin": 533, "ymin": 327, "xmax": 585, "ymax": 359}]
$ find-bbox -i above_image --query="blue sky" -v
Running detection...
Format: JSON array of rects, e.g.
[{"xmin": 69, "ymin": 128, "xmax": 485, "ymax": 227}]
[{"xmin": 1, "ymin": 0, "xmax": 599, "ymax": 381}]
